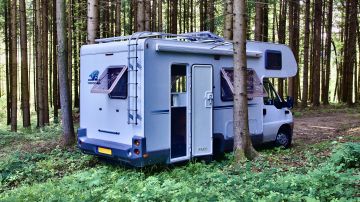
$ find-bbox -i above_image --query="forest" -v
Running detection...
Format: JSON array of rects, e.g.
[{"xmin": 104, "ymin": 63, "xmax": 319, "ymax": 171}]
[{"xmin": 0, "ymin": 0, "xmax": 359, "ymax": 201}]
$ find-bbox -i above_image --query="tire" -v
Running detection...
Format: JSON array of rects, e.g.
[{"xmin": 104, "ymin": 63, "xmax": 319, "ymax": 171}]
[{"xmin": 275, "ymin": 130, "xmax": 292, "ymax": 148}]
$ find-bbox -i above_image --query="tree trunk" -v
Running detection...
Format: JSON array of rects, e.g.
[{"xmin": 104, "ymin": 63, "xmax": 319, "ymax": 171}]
[
  {"xmin": 73, "ymin": 1, "xmax": 80, "ymax": 108},
  {"xmin": 10, "ymin": 0, "xmax": 17, "ymax": 131},
  {"xmin": 152, "ymin": 0, "xmax": 157, "ymax": 31},
  {"xmin": 115, "ymin": 0, "xmax": 121, "ymax": 35},
  {"xmin": 233, "ymin": 0, "xmax": 258, "ymax": 161},
  {"xmin": 323, "ymin": 0, "xmax": 333, "ymax": 105},
  {"xmin": 288, "ymin": 0, "xmax": 300, "ymax": 104},
  {"xmin": 343, "ymin": 0, "xmax": 358, "ymax": 105},
  {"xmin": 254, "ymin": 0, "xmax": 263, "ymax": 41},
  {"xmin": 87, "ymin": 0, "xmax": 99, "ymax": 44},
  {"xmin": 136, "ymin": 0, "xmax": 145, "ymax": 32},
  {"xmin": 19, "ymin": 0, "xmax": 31, "ymax": 127},
  {"xmin": 224, "ymin": 0, "xmax": 233, "ymax": 40},
  {"xmin": 4, "ymin": 0, "xmax": 11, "ymax": 125},
  {"xmin": 301, "ymin": 0, "xmax": 311, "ymax": 108},
  {"xmin": 53, "ymin": 0, "xmax": 59, "ymax": 122},
  {"xmin": 36, "ymin": 0, "xmax": 45, "ymax": 127},
  {"xmin": 263, "ymin": 0, "xmax": 268, "ymax": 42},
  {"xmin": 67, "ymin": 0, "xmax": 73, "ymax": 109},
  {"xmin": 277, "ymin": 0, "xmax": 287, "ymax": 98},
  {"xmin": 56, "ymin": 0, "xmax": 75, "ymax": 146},
  {"xmin": 190, "ymin": 0, "xmax": 193, "ymax": 32},
  {"xmin": 207, "ymin": 0, "xmax": 215, "ymax": 32},
  {"xmin": 43, "ymin": 0, "xmax": 50, "ymax": 124},
  {"xmin": 170, "ymin": 0, "xmax": 177, "ymax": 33},
  {"xmin": 312, "ymin": 0, "xmax": 322, "ymax": 106},
  {"xmin": 145, "ymin": 0, "xmax": 151, "ymax": 31},
  {"xmin": 158, "ymin": 0, "xmax": 163, "ymax": 32},
  {"xmin": 199, "ymin": 0, "xmax": 204, "ymax": 31}
]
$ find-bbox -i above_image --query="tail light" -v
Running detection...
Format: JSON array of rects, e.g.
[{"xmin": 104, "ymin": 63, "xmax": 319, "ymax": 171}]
[{"xmin": 134, "ymin": 149, "xmax": 140, "ymax": 155}]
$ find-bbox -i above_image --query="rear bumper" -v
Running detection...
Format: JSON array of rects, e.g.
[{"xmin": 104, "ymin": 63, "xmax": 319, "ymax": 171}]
[{"xmin": 77, "ymin": 128, "xmax": 170, "ymax": 167}]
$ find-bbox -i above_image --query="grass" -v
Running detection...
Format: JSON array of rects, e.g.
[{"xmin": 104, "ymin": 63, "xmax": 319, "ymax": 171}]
[
  {"xmin": 0, "ymin": 142, "xmax": 359, "ymax": 201},
  {"xmin": 0, "ymin": 100, "xmax": 359, "ymax": 201}
]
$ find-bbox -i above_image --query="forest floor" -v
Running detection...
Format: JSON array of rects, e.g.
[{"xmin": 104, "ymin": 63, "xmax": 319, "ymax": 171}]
[{"xmin": 0, "ymin": 104, "xmax": 359, "ymax": 201}]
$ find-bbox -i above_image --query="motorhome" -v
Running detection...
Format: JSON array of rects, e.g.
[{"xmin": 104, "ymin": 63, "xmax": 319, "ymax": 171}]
[{"xmin": 78, "ymin": 32, "xmax": 297, "ymax": 167}]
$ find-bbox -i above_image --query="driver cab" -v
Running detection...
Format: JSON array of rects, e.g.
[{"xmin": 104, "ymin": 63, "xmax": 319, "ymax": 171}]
[{"xmin": 262, "ymin": 78, "xmax": 293, "ymax": 145}]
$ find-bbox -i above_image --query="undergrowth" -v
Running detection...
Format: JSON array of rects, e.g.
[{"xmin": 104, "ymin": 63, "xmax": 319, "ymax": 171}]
[{"xmin": 0, "ymin": 143, "xmax": 358, "ymax": 201}]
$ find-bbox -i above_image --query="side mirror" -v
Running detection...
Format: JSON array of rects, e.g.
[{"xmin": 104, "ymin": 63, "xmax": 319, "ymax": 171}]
[{"xmin": 286, "ymin": 96, "xmax": 294, "ymax": 109}]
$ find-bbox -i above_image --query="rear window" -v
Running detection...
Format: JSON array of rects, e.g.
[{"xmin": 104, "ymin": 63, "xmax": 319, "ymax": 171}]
[
  {"xmin": 108, "ymin": 67, "xmax": 128, "ymax": 99},
  {"xmin": 91, "ymin": 66, "xmax": 128, "ymax": 99}
]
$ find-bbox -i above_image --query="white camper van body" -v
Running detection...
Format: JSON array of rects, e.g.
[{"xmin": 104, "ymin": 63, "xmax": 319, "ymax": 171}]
[{"xmin": 78, "ymin": 32, "xmax": 297, "ymax": 167}]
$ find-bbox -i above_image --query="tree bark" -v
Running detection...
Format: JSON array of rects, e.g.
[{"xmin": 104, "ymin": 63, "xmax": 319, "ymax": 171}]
[
  {"xmin": 87, "ymin": 0, "xmax": 99, "ymax": 44},
  {"xmin": 312, "ymin": 0, "xmax": 322, "ymax": 106},
  {"xmin": 5, "ymin": 0, "xmax": 11, "ymax": 125},
  {"xmin": 224, "ymin": 0, "xmax": 233, "ymax": 40},
  {"xmin": 262, "ymin": 0, "xmax": 268, "ymax": 42},
  {"xmin": 152, "ymin": 0, "xmax": 157, "ymax": 31},
  {"xmin": 233, "ymin": 0, "xmax": 258, "ymax": 161},
  {"xmin": 137, "ymin": 0, "xmax": 145, "ymax": 32},
  {"xmin": 145, "ymin": 0, "xmax": 151, "ymax": 31},
  {"xmin": 288, "ymin": 0, "xmax": 300, "ymax": 104},
  {"xmin": 57, "ymin": 0, "xmax": 75, "ymax": 146},
  {"xmin": 207, "ymin": 0, "xmax": 215, "ymax": 32},
  {"xmin": 170, "ymin": 0, "xmax": 177, "ymax": 33},
  {"xmin": 277, "ymin": 0, "xmax": 287, "ymax": 98},
  {"xmin": 342, "ymin": 0, "xmax": 358, "ymax": 105},
  {"xmin": 115, "ymin": 0, "xmax": 121, "ymax": 35},
  {"xmin": 53, "ymin": 0, "xmax": 59, "ymax": 122},
  {"xmin": 254, "ymin": 0, "xmax": 263, "ymax": 41},
  {"xmin": 43, "ymin": 0, "xmax": 50, "ymax": 124},
  {"xmin": 10, "ymin": 0, "xmax": 17, "ymax": 131},
  {"xmin": 301, "ymin": 0, "xmax": 311, "ymax": 108},
  {"xmin": 323, "ymin": 0, "xmax": 333, "ymax": 105},
  {"xmin": 158, "ymin": 0, "xmax": 163, "ymax": 32},
  {"xmin": 19, "ymin": 0, "xmax": 31, "ymax": 127},
  {"xmin": 67, "ymin": 0, "xmax": 73, "ymax": 109}
]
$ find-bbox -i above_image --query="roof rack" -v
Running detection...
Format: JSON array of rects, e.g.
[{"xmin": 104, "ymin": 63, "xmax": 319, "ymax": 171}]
[{"xmin": 94, "ymin": 31, "xmax": 227, "ymax": 44}]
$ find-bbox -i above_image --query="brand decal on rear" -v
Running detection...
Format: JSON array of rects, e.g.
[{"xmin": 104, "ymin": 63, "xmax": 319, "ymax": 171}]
[{"xmin": 88, "ymin": 70, "xmax": 99, "ymax": 84}]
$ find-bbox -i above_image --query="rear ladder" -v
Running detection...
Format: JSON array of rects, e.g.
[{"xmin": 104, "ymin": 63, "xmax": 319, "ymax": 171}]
[{"xmin": 127, "ymin": 32, "xmax": 150, "ymax": 125}]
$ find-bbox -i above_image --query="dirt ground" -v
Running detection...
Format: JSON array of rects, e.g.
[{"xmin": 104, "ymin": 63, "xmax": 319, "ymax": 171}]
[{"xmin": 293, "ymin": 112, "xmax": 360, "ymax": 146}]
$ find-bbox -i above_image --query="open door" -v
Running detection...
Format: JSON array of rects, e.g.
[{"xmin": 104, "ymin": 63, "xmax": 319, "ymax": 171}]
[
  {"xmin": 191, "ymin": 65, "xmax": 213, "ymax": 157},
  {"xmin": 170, "ymin": 65, "xmax": 189, "ymax": 161}
]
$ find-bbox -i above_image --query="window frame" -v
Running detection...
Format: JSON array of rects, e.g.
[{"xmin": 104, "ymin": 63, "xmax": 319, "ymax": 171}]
[
  {"xmin": 220, "ymin": 67, "xmax": 234, "ymax": 102},
  {"xmin": 107, "ymin": 66, "xmax": 128, "ymax": 99},
  {"xmin": 265, "ymin": 50, "xmax": 282, "ymax": 70}
]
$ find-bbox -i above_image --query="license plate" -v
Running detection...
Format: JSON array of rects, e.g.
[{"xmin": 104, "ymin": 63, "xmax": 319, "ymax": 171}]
[{"xmin": 98, "ymin": 147, "xmax": 112, "ymax": 155}]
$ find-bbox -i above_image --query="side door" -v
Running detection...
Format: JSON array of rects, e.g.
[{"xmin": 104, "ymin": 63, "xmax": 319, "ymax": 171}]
[{"xmin": 191, "ymin": 65, "xmax": 213, "ymax": 157}]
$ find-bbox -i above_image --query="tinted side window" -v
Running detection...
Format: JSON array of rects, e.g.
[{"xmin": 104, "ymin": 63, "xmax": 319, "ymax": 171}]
[
  {"xmin": 220, "ymin": 69, "xmax": 234, "ymax": 101},
  {"xmin": 265, "ymin": 50, "xmax": 282, "ymax": 70},
  {"xmin": 263, "ymin": 79, "xmax": 279, "ymax": 105}
]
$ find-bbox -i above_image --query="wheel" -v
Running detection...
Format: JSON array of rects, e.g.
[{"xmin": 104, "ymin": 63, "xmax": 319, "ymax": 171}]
[{"xmin": 275, "ymin": 131, "xmax": 292, "ymax": 148}]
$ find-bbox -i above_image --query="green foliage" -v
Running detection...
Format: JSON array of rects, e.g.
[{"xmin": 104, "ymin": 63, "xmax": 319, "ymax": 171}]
[
  {"xmin": 0, "ymin": 148, "xmax": 95, "ymax": 193},
  {"xmin": 330, "ymin": 142, "xmax": 360, "ymax": 169},
  {"xmin": 0, "ymin": 143, "xmax": 359, "ymax": 201}
]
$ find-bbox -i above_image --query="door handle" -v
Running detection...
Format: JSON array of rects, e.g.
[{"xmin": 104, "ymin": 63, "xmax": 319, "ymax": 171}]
[
  {"xmin": 263, "ymin": 109, "xmax": 267, "ymax": 116},
  {"xmin": 205, "ymin": 91, "xmax": 213, "ymax": 108}
]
